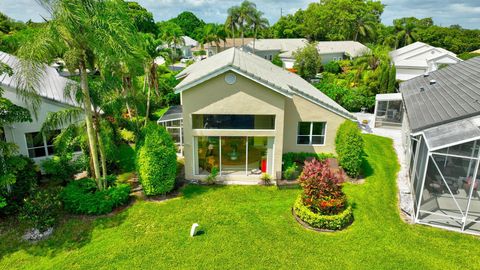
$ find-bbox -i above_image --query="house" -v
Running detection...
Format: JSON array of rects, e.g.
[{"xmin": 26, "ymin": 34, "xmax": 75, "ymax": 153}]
[
  {"xmin": 372, "ymin": 93, "xmax": 403, "ymax": 128},
  {"xmin": 390, "ymin": 42, "xmax": 462, "ymax": 81},
  {"xmin": 193, "ymin": 38, "xmax": 255, "ymax": 57},
  {"xmin": 167, "ymin": 48, "xmax": 354, "ymax": 183},
  {"xmin": 0, "ymin": 51, "xmax": 82, "ymax": 164},
  {"xmin": 244, "ymin": 39, "xmax": 369, "ymax": 69},
  {"xmin": 179, "ymin": 36, "xmax": 198, "ymax": 58},
  {"xmin": 402, "ymin": 57, "xmax": 480, "ymax": 235}
]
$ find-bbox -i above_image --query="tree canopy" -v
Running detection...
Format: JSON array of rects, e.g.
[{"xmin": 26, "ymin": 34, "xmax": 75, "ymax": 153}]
[{"xmin": 168, "ymin": 11, "xmax": 205, "ymax": 40}]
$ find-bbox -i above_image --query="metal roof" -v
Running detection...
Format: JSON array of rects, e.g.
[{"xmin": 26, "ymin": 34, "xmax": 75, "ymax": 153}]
[
  {"xmin": 401, "ymin": 57, "xmax": 480, "ymax": 132},
  {"xmin": 157, "ymin": 105, "xmax": 183, "ymax": 123},
  {"xmin": 423, "ymin": 116, "xmax": 480, "ymax": 151},
  {"xmin": 0, "ymin": 51, "xmax": 78, "ymax": 107},
  {"xmin": 376, "ymin": 93, "xmax": 402, "ymax": 101},
  {"xmin": 175, "ymin": 48, "xmax": 355, "ymax": 120}
]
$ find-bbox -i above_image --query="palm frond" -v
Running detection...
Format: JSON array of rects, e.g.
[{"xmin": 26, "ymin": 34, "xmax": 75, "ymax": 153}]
[{"xmin": 40, "ymin": 107, "xmax": 84, "ymax": 134}]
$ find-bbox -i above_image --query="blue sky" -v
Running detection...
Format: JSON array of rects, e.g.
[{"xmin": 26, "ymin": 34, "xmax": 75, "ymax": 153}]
[{"xmin": 0, "ymin": 0, "xmax": 479, "ymax": 29}]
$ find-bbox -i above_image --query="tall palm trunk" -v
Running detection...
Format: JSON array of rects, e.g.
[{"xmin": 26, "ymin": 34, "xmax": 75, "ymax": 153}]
[
  {"xmin": 144, "ymin": 66, "xmax": 150, "ymax": 127},
  {"xmin": 231, "ymin": 25, "xmax": 235, "ymax": 47},
  {"xmin": 79, "ymin": 60, "xmax": 101, "ymax": 183},
  {"xmin": 241, "ymin": 27, "xmax": 245, "ymax": 47},
  {"xmin": 253, "ymin": 29, "xmax": 257, "ymax": 53},
  {"xmin": 94, "ymin": 114, "xmax": 107, "ymax": 186}
]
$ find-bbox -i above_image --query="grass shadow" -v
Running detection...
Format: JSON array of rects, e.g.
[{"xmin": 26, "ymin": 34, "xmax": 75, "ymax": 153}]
[
  {"xmin": 181, "ymin": 184, "xmax": 227, "ymax": 199},
  {"xmin": 360, "ymin": 154, "xmax": 374, "ymax": 178},
  {"xmin": 0, "ymin": 204, "xmax": 130, "ymax": 260}
]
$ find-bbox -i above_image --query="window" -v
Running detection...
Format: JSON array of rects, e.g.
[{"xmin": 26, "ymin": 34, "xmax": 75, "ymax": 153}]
[
  {"xmin": 269, "ymin": 55, "xmax": 272, "ymax": 61},
  {"xmin": 25, "ymin": 130, "xmax": 60, "ymax": 158},
  {"xmin": 192, "ymin": 114, "xmax": 275, "ymax": 130},
  {"xmin": 297, "ymin": 122, "xmax": 326, "ymax": 145}
]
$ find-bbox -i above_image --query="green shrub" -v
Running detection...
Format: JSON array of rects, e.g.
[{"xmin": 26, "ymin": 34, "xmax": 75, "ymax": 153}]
[
  {"xmin": 41, "ymin": 154, "xmax": 83, "ymax": 184},
  {"xmin": 335, "ymin": 120, "xmax": 364, "ymax": 178},
  {"xmin": 19, "ymin": 188, "xmax": 62, "ymax": 231},
  {"xmin": 283, "ymin": 163, "xmax": 299, "ymax": 180},
  {"xmin": 0, "ymin": 155, "xmax": 38, "ymax": 215},
  {"xmin": 261, "ymin": 173, "xmax": 272, "ymax": 185},
  {"xmin": 119, "ymin": 128, "xmax": 136, "ymax": 144},
  {"xmin": 271, "ymin": 54, "xmax": 284, "ymax": 67},
  {"xmin": 61, "ymin": 178, "xmax": 131, "ymax": 215},
  {"xmin": 282, "ymin": 152, "xmax": 334, "ymax": 172},
  {"xmin": 204, "ymin": 166, "xmax": 219, "ymax": 185},
  {"xmin": 294, "ymin": 195, "xmax": 353, "ymax": 230},
  {"xmin": 323, "ymin": 61, "xmax": 342, "ymax": 74},
  {"xmin": 136, "ymin": 123, "xmax": 177, "ymax": 195}
]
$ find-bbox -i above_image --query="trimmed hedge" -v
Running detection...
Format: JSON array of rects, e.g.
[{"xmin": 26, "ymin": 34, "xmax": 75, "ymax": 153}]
[
  {"xmin": 282, "ymin": 152, "xmax": 334, "ymax": 171},
  {"xmin": 293, "ymin": 195, "xmax": 353, "ymax": 230},
  {"xmin": 136, "ymin": 123, "xmax": 177, "ymax": 195},
  {"xmin": 61, "ymin": 178, "xmax": 131, "ymax": 215},
  {"xmin": 335, "ymin": 120, "xmax": 364, "ymax": 178}
]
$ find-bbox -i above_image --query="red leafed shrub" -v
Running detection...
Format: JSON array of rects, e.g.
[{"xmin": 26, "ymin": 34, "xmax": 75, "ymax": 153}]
[{"xmin": 298, "ymin": 159, "xmax": 347, "ymax": 215}]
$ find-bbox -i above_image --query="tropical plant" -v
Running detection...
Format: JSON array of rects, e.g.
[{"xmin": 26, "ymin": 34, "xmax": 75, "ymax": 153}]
[
  {"xmin": 17, "ymin": 0, "xmax": 139, "ymax": 190},
  {"xmin": 204, "ymin": 166, "xmax": 219, "ymax": 185},
  {"xmin": 201, "ymin": 24, "xmax": 226, "ymax": 54},
  {"xmin": 19, "ymin": 187, "xmax": 62, "ymax": 231},
  {"xmin": 248, "ymin": 9, "xmax": 269, "ymax": 53},
  {"xmin": 394, "ymin": 17, "xmax": 419, "ymax": 48},
  {"xmin": 298, "ymin": 159, "xmax": 347, "ymax": 215},
  {"xmin": 260, "ymin": 173, "xmax": 272, "ymax": 185}
]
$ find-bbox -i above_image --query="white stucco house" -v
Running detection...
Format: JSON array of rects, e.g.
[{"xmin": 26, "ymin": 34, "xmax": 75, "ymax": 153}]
[
  {"xmin": 390, "ymin": 42, "xmax": 462, "ymax": 81},
  {"xmin": 244, "ymin": 39, "xmax": 370, "ymax": 69},
  {"xmin": 0, "ymin": 51, "xmax": 82, "ymax": 164}
]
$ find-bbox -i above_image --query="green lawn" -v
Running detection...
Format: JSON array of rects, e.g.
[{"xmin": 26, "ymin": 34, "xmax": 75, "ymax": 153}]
[{"xmin": 1, "ymin": 135, "xmax": 478, "ymax": 269}]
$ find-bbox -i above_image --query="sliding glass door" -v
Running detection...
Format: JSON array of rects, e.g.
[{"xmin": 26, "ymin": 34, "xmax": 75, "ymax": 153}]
[{"xmin": 195, "ymin": 136, "xmax": 272, "ymax": 177}]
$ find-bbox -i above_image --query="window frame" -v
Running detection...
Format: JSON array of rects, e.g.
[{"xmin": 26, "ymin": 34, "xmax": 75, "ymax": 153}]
[
  {"xmin": 296, "ymin": 122, "xmax": 327, "ymax": 146},
  {"xmin": 24, "ymin": 130, "xmax": 60, "ymax": 158}
]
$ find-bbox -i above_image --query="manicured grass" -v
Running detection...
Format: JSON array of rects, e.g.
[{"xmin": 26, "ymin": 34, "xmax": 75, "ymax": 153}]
[{"xmin": 1, "ymin": 135, "xmax": 479, "ymax": 269}]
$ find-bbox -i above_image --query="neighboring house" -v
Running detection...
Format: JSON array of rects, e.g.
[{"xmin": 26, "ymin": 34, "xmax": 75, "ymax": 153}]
[
  {"xmin": 390, "ymin": 41, "xmax": 462, "ymax": 81},
  {"xmin": 167, "ymin": 48, "xmax": 354, "ymax": 183},
  {"xmin": 401, "ymin": 57, "xmax": 480, "ymax": 235},
  {"xmin": 179, "ymin": 36, "xmax": 198, "ymax": 58},
  {"xmin": 0, "ymin": 51, "xmax": 82, "ymax": 164},
  {"xmin": 245, "ymin": 39, "xmax": 369, "ymax": 69},
  {"xmin": 193, "ymin": 38, "xmax": 255, "ymax": 57}
]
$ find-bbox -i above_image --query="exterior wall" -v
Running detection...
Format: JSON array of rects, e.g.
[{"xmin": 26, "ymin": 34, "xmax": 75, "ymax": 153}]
[
  {"xmin": 319, "ymin": 53, "xmax": 345, "ymax": 64},
  {"xmin": 252, "ymin": 50, "xmax": 280, "ymax": 61},
  {"xmin": 283, "ymin": 95, "xmax": 346, "ymax": 154},
  {"xmin": 396, "ymin": 67, "xmax": 426, "ymax": 81},
  {"xmin": 181, "ymin": 72, "xmax": 286, "ymax": 180},
  {"xmin": 2, "ymin": 85, "xmax": 83, "ymax": 164}
]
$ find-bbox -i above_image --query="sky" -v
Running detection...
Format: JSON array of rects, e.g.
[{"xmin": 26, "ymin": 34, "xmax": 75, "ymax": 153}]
[{"xmin": 0, "ymin": 0, "xmax": 479, "ymax": 29}]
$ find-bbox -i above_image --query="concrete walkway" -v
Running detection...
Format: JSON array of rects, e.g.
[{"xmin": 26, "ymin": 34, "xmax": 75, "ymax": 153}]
[{"xmin": 355, "ymin": 113, "xmax": 414, "ymax": 220}]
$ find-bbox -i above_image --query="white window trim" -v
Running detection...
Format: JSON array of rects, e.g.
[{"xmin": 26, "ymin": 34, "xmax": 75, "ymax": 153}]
[
  {"xmin": 25, "ymin": 131, "xmax": 55, "ymax": 159},
  {"xmin": 296, "ymin": 122, "xmax": 327, "ymax": 146}
]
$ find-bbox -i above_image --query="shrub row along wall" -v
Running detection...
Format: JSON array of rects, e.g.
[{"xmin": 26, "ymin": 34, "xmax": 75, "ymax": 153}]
[
  {"xmin": 335, "ymin": 120, "xmax": 364, "ymax": 178},
  {"xmin": 136, "ymin": 123, "xmax": 177, "ymax": 196}
]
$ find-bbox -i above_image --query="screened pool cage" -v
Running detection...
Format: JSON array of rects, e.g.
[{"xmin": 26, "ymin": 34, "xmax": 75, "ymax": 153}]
[
  {"xmin": 157, "ymin": 106, "xmax": 184, "ymax": 156},
  {"xmin": 374, "ymin": 93, "xmax": 403, "ymax": 128},
  {"xmin": 408, "ymin": 117, "xmax": 480, "ymax": 235}
]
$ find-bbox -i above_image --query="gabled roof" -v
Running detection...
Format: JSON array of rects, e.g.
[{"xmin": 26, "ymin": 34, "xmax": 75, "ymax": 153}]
[
  {"xmin": 182, "ymin": 36, "xmax": 198, "ymax": 47},
  {"xmin": 390, "ymin": 42, "xmax": 461, "ymax": 67},
  {"xmin": 175, "ymin": 48, "xmax": 354, "ymax": 120},
  {"xmin": 400, "ymin": 57, "xmax": 480, "ymax": 132},
  {"xmin": 316, "ymin": 41, "xmax": 369, "ymax": 58},
  {"xmin": 0, "ymin": 51, "xmax": 78, "ymax": 107},
  {"xmin": 245, "ymin": 39, "xmax": 308, "ymax": 54}
]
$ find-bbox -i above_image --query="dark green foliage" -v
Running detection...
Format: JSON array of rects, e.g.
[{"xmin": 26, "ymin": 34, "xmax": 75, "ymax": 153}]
[
  {"xmin": 136, "ymin": 123, "xmax": 177, "ymax": 195},
  {"xmin": 323, "ymin": 61, "xmax": 342, "ymax": 74},
  {"xmin": 387, "ymin": 65, "xmax": 397, "ymax": 93},
  {"xmin": 168, "ymin": 11, "xmax": 205, "ymax": 41},
  {"xmin": 124, "ymin": 2, "xmax": 158, "ymax": 34},
  {"xmin": 19, "ymin": 188, "xmax": 62, "ymax": 231},
  {"xmin": 378, "ymin": 63, "xmax": 389, "ymax": 93},
  {"xmin": 271, "ymin": 54, "xmax": 283, "ymax": 67},
  {"xmin": 0, "ymin": 156, "xmax": 38, "ymax": 215},
  {"xmin": 294, "ymin": 196, "xmax": 353, "ymax": 230},
  {"xmin": 283, "ymin": 163, "xmax": 299, "ymax": 180},
  {"xmin": 335, "ymin": 120, "xmax": 364, "ymax": 178},
  {"xmin": 41, "ymin": 154, "xmax": 84, "ymax": 185},
  {"xmin": 61, "ymin": 178, "xmax": 130, "ymax": 215},
  {"xmin": 282, "ymin": 152, "xmax": 334, "ymax": 172},
  {"xmin": 118, "ymin": 144, "xmax": 136, "ymax": 173},
  {"xmin": 458, "ymin": 53, "xmax": 480, "ymax": 61},
  {"xmin": 314, "ymin": 82, "xmax": 375, "ymax": 112}
]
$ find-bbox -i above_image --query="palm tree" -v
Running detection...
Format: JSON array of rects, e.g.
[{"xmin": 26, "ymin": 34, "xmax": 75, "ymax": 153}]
[
  {"xmin": 353, "ymin": 14, "xmax": 377, "ymax": 42},
  {"xmin": 238, "ymin": 1, "xmax": 256, "ymax": 46},
  {"xmin": 17, "ymin": 0, "xmax": 138, "ymax": 189},
  {"xmin": 394, "ymin": 18, "xmax": 418, "ymax": 48},
  {"xmin": 249, "ymin": 10, "xmax": 269, "ymax": 53},
  {"xmin": 202, "ymin": 24, "xmax": 226, "ymax": 54},
  {"xmin": 225, "ymin": 6, "xmax": 240, "ymax": 47},
  {"xmin": 162, "ymin": 23, "xmax": 185, "ymax": 61}
]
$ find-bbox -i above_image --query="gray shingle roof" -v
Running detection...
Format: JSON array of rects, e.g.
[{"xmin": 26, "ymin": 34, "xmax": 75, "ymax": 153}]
[
  {"xmin": 0, "ymin": 51, "xmax": 78, "ymax": 107},
  {"xmin": 400, "ymin": 57, "xmax": 480, "ymax": 132},
  {"xmin": 157, "ymin": 105, "xmax": 183, "ymax": 123},
  {"xmin": 175, "ymin": 48, "xmax": 354, "ymax": 120}
]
